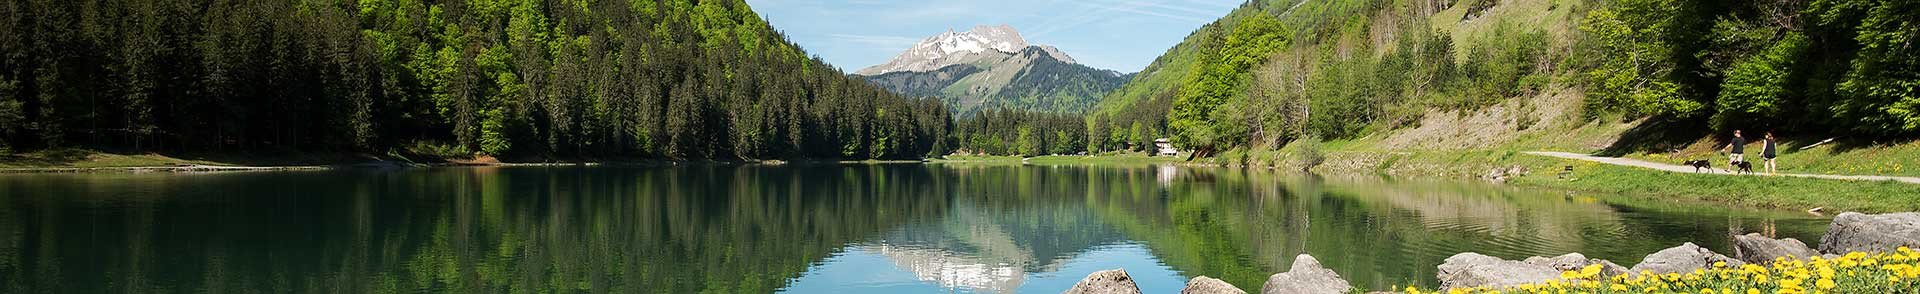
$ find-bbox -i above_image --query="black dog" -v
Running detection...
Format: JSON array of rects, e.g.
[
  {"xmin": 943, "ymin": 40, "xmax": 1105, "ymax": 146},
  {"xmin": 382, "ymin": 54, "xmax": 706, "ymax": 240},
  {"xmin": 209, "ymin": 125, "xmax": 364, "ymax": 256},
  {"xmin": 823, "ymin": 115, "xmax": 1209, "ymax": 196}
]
[
  {"xmin": 1732, "ymin": 160, "xmax": 1753, "ymax": 174},
  {"xmin": 1683, "ymin": 160, "xmax": 1714, "ymax": 173}
]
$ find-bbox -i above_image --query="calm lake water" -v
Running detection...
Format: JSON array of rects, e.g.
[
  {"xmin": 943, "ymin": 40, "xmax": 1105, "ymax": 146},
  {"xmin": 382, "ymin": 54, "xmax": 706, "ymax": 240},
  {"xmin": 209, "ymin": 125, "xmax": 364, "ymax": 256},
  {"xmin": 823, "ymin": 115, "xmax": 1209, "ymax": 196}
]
[{"xmin": 0, "ymin": 164, "xmax": 1830, "ymax": 293}]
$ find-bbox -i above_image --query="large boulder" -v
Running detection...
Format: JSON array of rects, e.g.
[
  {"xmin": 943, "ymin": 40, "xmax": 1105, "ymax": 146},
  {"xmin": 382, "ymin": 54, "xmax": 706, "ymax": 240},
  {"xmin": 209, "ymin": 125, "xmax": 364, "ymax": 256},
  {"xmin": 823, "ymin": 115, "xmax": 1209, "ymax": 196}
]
[
  {"xmin": 1817, "ymin": 212, "xmax": 1920, "ymax": 255},
  {"xmin": 1733, "ymin": 233, "xmax": 1820, "ymax": 265},
  {"xmin": 1261, "ymin": 254, "xmax": 1353, "ymax": 294},
  {"xmin": 1435, "ymin": 253, "xmax": 1562, "ymax": 290},
  {"xmin": 1522, "ymin": 253, "xmax": 1630, "ymax": 278},
  {"xmin": 1063, "ymin": 269, "xmax": 1142, "ymax": 294},
  {"xmin": 1181, "ymin": 276, "xmax": 1246, "ymax": 294},
  {"xmin": 1630, "ymin": 242, "xmax": 1744, "ymax": 274}
]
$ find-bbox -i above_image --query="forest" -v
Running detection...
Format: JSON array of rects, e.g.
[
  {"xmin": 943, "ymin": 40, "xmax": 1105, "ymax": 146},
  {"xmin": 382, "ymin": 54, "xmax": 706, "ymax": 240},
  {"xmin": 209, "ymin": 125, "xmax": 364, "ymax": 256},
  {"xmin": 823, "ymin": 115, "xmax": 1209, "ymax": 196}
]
[
  {"xmin": 4, "ymin": 0, "xmax": 1912, "ymax": 161},
  {"xmin": 1099, "ymin": 0, "xmax": 1918, "ymax": 154},
  {"xmin": 945, "ymin": 108, "xmax": 1089, "ymax": 156},
  {"xmin": 0, "ymin": 0, "xmax": 952, "ymax": 160}
]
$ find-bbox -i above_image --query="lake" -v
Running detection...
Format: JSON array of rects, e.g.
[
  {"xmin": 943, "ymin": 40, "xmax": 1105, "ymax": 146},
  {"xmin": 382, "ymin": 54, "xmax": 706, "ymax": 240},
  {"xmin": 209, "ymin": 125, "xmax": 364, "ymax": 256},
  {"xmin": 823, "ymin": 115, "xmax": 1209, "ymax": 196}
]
[{"xmin": 0, "ymin": 164, "xmax": 1830, "ymax": 293}]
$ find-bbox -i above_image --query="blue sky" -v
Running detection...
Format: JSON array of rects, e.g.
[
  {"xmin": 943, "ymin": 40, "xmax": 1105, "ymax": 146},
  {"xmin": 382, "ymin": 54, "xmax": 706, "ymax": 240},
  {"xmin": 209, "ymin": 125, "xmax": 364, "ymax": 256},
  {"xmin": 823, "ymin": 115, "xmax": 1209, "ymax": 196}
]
[{"xmin": 743, "ymin": 0, "xmax": 1245, "ymax": 73}]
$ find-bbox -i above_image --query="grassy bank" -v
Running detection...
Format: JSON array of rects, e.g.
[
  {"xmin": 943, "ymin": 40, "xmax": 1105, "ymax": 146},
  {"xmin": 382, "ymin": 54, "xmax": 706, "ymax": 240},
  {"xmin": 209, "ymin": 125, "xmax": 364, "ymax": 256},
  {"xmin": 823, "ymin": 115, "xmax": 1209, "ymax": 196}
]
[
  {"xmin": 1203, "ymin": 146, "xmax": 1920, "ymax": 213},
  {"xmin": 1622, "ymin": 138, "xmax": 1920, "ymax": 178},
  {"xmin": 1505, "ymin": 154, "xmax": 1920, "ymax": 213},
  {"xmin": 0, "ymin": 149, "xmax": 664, "ymax": 171},
  {"xmin": 0, "ymin": 149, "xmax": 383, "ymax": 169}
]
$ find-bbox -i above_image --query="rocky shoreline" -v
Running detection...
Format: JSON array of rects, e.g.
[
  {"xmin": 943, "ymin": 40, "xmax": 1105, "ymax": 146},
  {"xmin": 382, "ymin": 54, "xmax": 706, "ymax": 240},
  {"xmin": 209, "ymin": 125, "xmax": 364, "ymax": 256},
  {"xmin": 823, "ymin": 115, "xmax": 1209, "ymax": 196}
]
[{"xmin": 1063, "ymin": 212, "xmax": 1920, "ymax": 294}]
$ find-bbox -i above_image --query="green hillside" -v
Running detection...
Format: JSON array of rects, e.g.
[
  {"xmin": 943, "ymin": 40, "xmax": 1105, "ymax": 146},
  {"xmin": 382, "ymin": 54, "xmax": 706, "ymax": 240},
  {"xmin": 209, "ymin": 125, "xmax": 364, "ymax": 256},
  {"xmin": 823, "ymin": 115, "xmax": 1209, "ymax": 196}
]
[{"xmin": 1094, "ymin": 0, "xmax": 1919, "ymax": 156}]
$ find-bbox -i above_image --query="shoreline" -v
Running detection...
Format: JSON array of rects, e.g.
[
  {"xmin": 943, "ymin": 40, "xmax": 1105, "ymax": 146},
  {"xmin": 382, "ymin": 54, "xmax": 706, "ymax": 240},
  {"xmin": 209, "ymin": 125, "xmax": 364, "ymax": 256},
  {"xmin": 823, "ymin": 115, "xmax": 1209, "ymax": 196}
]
[
  {"xmin": 0, "ymin": 156, "xmax": 934, "ymax": 174},
  {"xmin": 10, "ymin": 150, "xmax": 1917, "ymax": 213},
  {"xmin": 1194, "ymin": 149, "xmax": 1920, "ymax": 214},
  {"xmin": 1069, "ymin": 212, "xmax": 1920, "ymax": 293}
]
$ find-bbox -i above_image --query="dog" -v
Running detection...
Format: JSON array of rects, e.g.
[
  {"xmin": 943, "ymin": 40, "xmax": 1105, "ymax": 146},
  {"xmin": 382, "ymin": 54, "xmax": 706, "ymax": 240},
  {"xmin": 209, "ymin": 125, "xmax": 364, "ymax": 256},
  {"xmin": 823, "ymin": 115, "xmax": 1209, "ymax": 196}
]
[
  {"xmin": 1732, "ymin": 160, "xmax": 1754, "ymax": 174},
  {"xmin": 1683, "ymin": 160, "xmax": 1714, "ymax": 173}
]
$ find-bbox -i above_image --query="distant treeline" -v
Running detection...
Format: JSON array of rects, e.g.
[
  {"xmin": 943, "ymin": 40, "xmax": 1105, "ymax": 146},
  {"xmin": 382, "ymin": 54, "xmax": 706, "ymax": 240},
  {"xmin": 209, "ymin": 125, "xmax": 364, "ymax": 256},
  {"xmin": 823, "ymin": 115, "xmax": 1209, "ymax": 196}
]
[
  {"xmin": 0, "ymin": 0, "xmax": 951, "ymax": 160},
  {"xmin": 947, "ymin": 108, "xmax": 1089, "ymax": 156}
]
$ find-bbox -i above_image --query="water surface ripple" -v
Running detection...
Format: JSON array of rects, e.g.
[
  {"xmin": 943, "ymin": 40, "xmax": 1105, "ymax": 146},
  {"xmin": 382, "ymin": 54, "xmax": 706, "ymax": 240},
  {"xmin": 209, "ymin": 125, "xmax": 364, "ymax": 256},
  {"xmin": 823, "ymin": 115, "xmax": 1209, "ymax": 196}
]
[{"xmin": 0, "ymin": 165, "xmax": 1828, "ymax": 293}]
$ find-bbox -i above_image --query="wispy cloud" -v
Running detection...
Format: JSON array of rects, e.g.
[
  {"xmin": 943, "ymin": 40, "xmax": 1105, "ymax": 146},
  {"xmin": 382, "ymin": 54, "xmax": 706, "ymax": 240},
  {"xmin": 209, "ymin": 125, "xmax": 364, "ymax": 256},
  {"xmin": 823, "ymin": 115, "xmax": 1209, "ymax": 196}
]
[
  {"xmin": 1086, "ymin": 2, "xmax": 1213, "ymax": 22},
  {"xmin": 828, "ymin": 33, "xmax": 923, "ymax": 50},
  {"xmin": 1028, "ymin": 0, "xmax": 1216, "ymax": 38},
  {"xmin": 1105, "ymin": 0, "xmax": 1230, "ymax": 18},
  {"xmin": 1183, "ymin": 0, "xmax": 1244, "ymax": 10}
]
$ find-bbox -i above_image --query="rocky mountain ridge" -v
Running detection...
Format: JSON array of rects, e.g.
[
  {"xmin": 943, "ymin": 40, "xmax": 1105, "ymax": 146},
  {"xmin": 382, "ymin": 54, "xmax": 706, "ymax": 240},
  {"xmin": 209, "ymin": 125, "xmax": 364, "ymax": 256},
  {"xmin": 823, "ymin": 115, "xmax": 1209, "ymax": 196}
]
[{"xmin": 857, "ymin": 25, "xmax": 1125, "ymax": 115}]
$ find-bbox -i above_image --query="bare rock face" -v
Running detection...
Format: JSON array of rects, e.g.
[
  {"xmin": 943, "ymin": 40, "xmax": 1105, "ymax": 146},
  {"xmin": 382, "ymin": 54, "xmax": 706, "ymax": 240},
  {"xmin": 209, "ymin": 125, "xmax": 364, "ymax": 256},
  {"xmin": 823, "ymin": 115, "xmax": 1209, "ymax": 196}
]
[
  {"xmin": 1630, "ymin": 242, "xmax": 1744, "ymax": 274},
  {"xmin": 1063, "ymin": 269, "xmax": 1142, "ymax": 294},
  {"xmin": 1181, "ymin": 276, "xmax": 1246, "ymax": 294},
  {"xmin": 1436, "ymin": 253, "xmax": 1563, "ymax": 290},
  {"xmin": 855, "ymin": 25, "xmax": 1034, "ymax": 75},
  {"xmin": 1818, "ymin": 212, "xmax": 1920, "ymax": 254},
  {"xmin": 1522, "ymin": 253, "xmax": 1629, "ymax": 278},
  {"xmin": 1733, "ymin": 233, "xmax": 1821, "ymax": 265},
  {"xmin": 1261, "ymin": 254, "xmax": 1353, "ymax": 294}
]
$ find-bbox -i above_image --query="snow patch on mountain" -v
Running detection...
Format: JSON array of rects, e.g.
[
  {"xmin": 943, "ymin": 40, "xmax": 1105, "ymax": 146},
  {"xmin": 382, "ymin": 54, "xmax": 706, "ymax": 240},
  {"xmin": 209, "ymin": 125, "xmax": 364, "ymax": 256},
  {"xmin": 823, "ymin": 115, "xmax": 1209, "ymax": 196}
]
[{"xmin": 858, "ymin": 25, "xmax": 1074, "ymax": 75}]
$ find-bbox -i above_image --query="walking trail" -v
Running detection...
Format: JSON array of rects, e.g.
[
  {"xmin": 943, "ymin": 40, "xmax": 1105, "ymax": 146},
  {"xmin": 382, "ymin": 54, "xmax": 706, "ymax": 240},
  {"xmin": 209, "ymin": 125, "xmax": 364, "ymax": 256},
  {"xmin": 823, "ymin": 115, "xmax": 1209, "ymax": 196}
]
[{"xmin": 1524, "ymin": 151, "xmax": 1920, "ymax": 184}]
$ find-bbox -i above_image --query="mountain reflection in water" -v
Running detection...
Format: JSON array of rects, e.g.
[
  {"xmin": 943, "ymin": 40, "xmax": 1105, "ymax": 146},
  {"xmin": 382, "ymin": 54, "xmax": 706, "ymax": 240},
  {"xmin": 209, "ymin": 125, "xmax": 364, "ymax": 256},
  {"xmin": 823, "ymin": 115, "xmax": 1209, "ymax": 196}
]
[{"xmin": 0, "ymin": 164, "xmax": 1828, "ymax": 293}]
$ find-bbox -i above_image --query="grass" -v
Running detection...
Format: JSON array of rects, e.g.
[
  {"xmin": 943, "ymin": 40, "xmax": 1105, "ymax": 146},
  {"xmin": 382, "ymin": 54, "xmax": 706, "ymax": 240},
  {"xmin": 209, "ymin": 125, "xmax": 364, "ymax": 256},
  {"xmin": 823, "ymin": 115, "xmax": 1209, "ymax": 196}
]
[
  {"xmin": 1624, "ymin": 139, "xmax": 1920, "ymax": 178},
  {"xmin": 1504, "ymin": 154, "xmax": 1920, "ymax": 213},
  {"xmin": 0, "ymin": 148, "xmax": 415, "ymax": 169},
  {"xmin": 1205, "ymin": 145, "xmax": 1920, "ymax": 213},
  {"xmin": 0, "ymin": 149, "xmax": 244, "ymax": 168}
]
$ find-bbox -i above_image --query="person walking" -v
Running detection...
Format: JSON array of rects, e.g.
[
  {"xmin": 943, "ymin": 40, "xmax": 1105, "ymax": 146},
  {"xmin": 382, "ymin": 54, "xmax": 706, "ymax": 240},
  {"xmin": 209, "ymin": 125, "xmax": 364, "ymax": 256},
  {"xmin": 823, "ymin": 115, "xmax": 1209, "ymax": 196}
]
[
  {"xmin": 1723, "ymin": 130, "xmax": 1746, "ymax": 169},
  {"xmin": 1763, "ymin": 132, "xmax": 1778, "ymax": 175}
]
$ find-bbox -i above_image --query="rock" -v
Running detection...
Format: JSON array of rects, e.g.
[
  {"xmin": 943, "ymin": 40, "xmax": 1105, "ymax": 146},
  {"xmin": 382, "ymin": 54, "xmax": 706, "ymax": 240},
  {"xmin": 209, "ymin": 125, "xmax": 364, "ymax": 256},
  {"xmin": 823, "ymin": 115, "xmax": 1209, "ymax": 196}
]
[
  {"xmin": 1733, "ymin": 233, "xmax": 1820, "ymax": 265},
  {"xmin": 1630, "ymin": 242, "xmax": 1744, "ymax": 274},
  {"xmin": 1064, "ymin": 269, "xmax": 1142, "ymax": 294},
  {"xmin": 1181, "ymin": 276, "xmax": 1245, "ymax": 294},
  {"xmin": 1261, "ymin": 254, "xmax": 1353, "ymax": 294},
  {"xmin": 1522, "ymin": 253, "xmax": 1630, "ymax": 278},
  {"xmin": 1485, "ymin": 166, "xmax": 1530, "ymax": 184},
  {"xmin": 1817, "ymin": 212, "xmax": 1920, "ymax": 254},
  {"xmin": 1435, "ymin": 253, "xmax": 1561, "ymax": 290}
]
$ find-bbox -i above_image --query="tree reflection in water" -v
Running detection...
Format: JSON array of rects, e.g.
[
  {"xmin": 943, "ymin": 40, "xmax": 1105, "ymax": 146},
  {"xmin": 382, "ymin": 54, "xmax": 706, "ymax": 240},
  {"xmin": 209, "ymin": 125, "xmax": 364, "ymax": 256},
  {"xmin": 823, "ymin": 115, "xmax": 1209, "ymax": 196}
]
[{"xmin": 0, "ymin": 164, "xmax": 1829, "ymax": 293}]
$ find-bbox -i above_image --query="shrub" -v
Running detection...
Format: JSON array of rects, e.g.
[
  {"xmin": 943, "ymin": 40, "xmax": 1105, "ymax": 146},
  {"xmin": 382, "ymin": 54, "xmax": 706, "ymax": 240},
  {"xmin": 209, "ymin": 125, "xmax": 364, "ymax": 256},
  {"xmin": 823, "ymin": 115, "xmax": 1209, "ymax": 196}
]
[{"xmin": 1291, "ymin": 136, "xmax": 1325, "ymax": 172}]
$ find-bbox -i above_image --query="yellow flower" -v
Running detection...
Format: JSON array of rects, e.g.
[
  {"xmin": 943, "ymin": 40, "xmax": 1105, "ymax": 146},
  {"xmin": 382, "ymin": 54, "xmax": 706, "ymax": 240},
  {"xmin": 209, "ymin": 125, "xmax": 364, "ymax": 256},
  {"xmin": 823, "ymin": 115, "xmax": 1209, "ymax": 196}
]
[
  {"xmin": 1816, "ymin": 278, "xmax": 1836, "ymax": 289},
  {"xmin": 1745, "ymin": 289, "xmax": 1760, "ymax": 294}
]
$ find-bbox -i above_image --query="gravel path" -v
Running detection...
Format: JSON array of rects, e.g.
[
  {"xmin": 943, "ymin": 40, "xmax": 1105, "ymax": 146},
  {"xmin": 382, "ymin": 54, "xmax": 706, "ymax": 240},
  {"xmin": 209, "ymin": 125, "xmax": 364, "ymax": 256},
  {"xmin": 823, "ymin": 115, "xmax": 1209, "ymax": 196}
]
[{"xmin": 1524, "ymin": 151, "xmax": 1920, "ymax": 184}]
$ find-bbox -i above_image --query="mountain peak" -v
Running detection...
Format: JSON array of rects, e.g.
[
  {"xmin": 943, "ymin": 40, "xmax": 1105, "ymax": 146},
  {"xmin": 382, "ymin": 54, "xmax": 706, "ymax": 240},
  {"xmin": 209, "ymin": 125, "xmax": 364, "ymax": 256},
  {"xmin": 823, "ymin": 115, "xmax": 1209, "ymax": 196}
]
[{"xmin": 856, "ymin": 25, "xmax": 1046, "ymax": 75}]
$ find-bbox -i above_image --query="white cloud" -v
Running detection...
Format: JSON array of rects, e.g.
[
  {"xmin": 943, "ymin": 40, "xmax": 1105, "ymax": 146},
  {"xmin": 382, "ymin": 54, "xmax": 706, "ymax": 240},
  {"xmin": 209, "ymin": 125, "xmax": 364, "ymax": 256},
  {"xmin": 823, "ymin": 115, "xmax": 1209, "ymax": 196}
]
[
  {"xmin": 1028, "ymin": 0, "xmax": 1216, "ymax": 38},
  {"xmin": 1184, "ymin": 0, "xmax": 1244, "ymax": 10},
  {"xmin": 828, "ymin": 33, "xmax": 923, "ymax": 50}
]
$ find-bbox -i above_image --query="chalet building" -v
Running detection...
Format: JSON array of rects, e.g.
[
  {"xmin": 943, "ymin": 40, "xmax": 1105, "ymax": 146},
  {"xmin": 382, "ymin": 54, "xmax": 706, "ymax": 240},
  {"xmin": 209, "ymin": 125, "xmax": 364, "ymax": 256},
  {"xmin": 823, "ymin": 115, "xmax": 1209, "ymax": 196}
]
[{"xmin": 1153, "ymin": 138, "xmax": 1178, "ymax": 157}]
